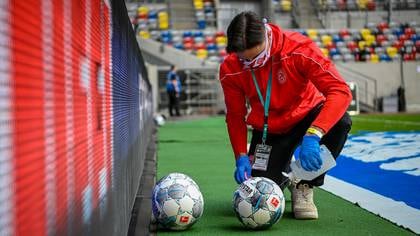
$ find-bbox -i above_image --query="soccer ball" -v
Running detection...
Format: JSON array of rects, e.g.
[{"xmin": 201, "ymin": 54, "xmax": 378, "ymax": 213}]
[
  {"xmin": 152, "ymin": 173, "xmax": 204, "ymax": 230},
  {"xmin": 153, "ymin": 114, "xmax": 166, "ymax": 126},
  {"xmin": 233, "ymin": 177, "xmax": 285, "ymax": 229}
]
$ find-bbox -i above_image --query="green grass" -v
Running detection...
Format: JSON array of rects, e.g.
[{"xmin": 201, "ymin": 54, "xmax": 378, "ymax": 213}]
[{"xmin": 156, "ymin": 114, "xmax": 420, "ymax": 235}]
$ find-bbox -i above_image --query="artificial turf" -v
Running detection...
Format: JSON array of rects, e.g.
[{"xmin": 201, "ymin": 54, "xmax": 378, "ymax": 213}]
[{"xmin": 156, "ymin": 114, "xmax": 420, "ymax": 235}]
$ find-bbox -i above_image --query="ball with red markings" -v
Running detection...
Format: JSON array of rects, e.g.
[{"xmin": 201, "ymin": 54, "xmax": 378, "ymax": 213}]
[
  {"xmin": 152, "ymin": 173, "xmax": 204, "ymax": 230},
  {"xmin": 233, "ymin": 177, "xmax": 285, "ymax": 229}
]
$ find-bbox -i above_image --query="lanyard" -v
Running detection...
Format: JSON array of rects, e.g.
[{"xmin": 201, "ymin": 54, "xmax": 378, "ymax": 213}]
[{"xmin": 250, "ymin": 65, "xmax": 272, "ymax": 145}]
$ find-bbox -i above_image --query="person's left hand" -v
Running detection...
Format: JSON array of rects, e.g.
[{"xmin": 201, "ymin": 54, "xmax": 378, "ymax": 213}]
[{"xmin": 299, "ymin": 135, "xmax": 322, "ymax": 171}]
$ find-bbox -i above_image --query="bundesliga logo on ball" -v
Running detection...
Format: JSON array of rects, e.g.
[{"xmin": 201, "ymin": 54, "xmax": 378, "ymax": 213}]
[
  {"xmin": 152, "ymin": 173, "xmax": 204, "ymax": 231},
  {"xmin": 233, "ymin": 177, "xmax": 285, "ymax": 229}
]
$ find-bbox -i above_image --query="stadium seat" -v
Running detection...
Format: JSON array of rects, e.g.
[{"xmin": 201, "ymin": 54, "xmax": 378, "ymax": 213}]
[
  {"xmin": 183, "ymin": 37, "xmax": 194, "ymax": 44},
  {"xmin": 196, "ymin": 49, "xmax": 208, "ymax": 59},
  {"xmin": 137, "ymin": 6, "xmax": 149, "ymax": 19},
  {"xmin": 219, "ymin": 49, "xmax": 227, "ymax": 57},
  {"xmin": 307, "ymin": 29, "xmax": 319, "ymax": 41},
  {"xmin": 365, "ymin": 35, "xmax": 376, "ymax": 46},
  {"xmin": 357, "ymin": 0, "xmax": 368, "ymax": 10},
  {"xmin": 347, "ymin": 41, "xmax": 358, "ymax": 52},
  {"xmin": 320, "ymin": 48, "xmax": 329, "ymax": 57},
  {"xmin": 216, "ymin": 35, "xmax": 227, "ymax": 46},
  {"xmin": 205, "ymin": 36, "xmax": 215, "ymax": 44},
  {"xmin": 197, "ymin": 20, "xmax": 206, "ymax": 29},
  {"xmin": 194, "ymin": 42, "xmax": 206, "ymax": 51},
  {"xmin": 139, "ymin": 30, "xmax": 150, "ymax": 39},
  {"xmin": 194, "ymin": 36, "xmax": 205, "ymax": 44},
  {"xmin": 329, "ymin": 48, "xmax": 340, "ymax": 57},
  {"xmin": 367, "ymin": 0, "xmax": 376, "ymax": 10},
  {"xmin": 379, "ymin": 53, "xmax": 392, "ymax": 62},
  {"xmin": 183, "ymin": 42, "xmax": 194, "ymax": 50},
  {"xmin": 174, "ymin": 43, "xmax": 184, "ymax": 50},
  {"xmin": 194, "ymin": 0, "xmax": 204, "ymax": 10},
  {"xmin": 370, "ymin": 53, "xmax": 379, "ymax": 63},
  {"xmin": 281, "ymin": 0, "xmax": 292, "ymax": 12},
  {"xmin": 358, "ymin": 41, "xmax": 367, "ymax": 50},
  {"xmin": 158, "ymin": 11, "xmax": 169, "ymax": 29},
  {"xmin": 321, "ymin": 35, "xmax": 333, "ymax": 46},
  {"xmin": 386, "ymin": 46, "xmax": 398, "ymax": 58},
  {"xmin": 376, "ymin": 34, "xmax": 387, "ymax": 44},
  {"xmin": 332, "ymin": 34, "xmax": 343, "ymax": 43}
]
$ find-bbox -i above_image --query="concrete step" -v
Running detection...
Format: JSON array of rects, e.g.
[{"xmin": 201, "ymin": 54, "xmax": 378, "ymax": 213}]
[{"xmin": 169, "ymin": 0, "xmax": 197, "ymax": 29}]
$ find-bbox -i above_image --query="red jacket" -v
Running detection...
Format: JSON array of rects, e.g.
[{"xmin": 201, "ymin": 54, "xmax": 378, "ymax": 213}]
[{"xmin": 219, "ymin": 24, "xmax": 352, "ymax": 158}]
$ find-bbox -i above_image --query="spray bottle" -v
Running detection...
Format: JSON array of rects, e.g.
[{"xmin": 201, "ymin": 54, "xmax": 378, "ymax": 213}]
[{"xmin": 282, "ymin": 145, "xmax": 336, "ymax": 183}]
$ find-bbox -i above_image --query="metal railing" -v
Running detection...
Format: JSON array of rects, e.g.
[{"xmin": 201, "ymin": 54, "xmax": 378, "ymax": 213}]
[
  {"xmin": 336, "ymin": 63, "xmax": 378, "ymax": 111},
  {"xmin": 157, "ymin": 67, "xmax": 222, "ymax": 116}
]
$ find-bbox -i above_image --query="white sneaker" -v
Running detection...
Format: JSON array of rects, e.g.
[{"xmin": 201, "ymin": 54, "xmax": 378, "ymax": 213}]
[{"xmin": 292, "ymin": 183, "xmax": 318, "ymax": 219}]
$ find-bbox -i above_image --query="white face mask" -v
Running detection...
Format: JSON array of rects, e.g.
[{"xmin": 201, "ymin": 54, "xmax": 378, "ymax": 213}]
[{"xmin": 242, "ymin": 24, "xmax": 272, "ymax": 69}]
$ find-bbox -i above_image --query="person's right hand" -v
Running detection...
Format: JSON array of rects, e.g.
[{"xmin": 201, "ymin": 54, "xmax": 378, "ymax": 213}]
[
  {"xmin": 299, "ymin": 135, "xmax": 322, "ymax": 171},
  {"xmin": 234, "ymin": 155, "xmax": 252, "ymax": 184}
]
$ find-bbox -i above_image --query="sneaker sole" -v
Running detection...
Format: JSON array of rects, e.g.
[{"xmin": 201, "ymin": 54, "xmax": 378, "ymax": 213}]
[{"xmin": 294, "ymin": 211, "xmax": 318, "ymax": 220}]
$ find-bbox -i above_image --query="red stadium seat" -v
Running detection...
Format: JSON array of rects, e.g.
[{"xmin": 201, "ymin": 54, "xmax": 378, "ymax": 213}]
[
  {"xmin": 194, "ymin": 42, "xmax": 207, "ymax": 50},
  {"xmin": 347, "ymin": 41, "xmax": 358, "ymax": 51},
  {"xmin": 205, "ymin": 36, "xmax": 215, "ymax": 44},
  {"xmin": 183, "ymin": 42, "xmax": 194, "ymax": 50},
  {"xmin": 376, "ymin": 34, "xmax": 387, "ymax": 44},
  {"xmin": 377, "ymin": 22, "xmax": 389, "ymax": 32},
  {"xmin": 367, "ymin": 0, "xmax": 376, "ymax": 10},
  {"xmin": 339, "ymin": 29, "xmax": 350, "ymax": 38},
  {"xmin": 215, "ymin": 31, "xmax": 225, "ymax": 37},
  {"xmin": 183, "ymin": 37, "xmax": 194, "ymax": 44}
]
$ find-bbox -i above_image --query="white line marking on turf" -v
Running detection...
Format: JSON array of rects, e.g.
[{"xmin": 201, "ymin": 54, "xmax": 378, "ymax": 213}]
[
  {"xmin": 321, "ymin": 175, "xmax": 420, "ymax": 234},
  {"xmin": 352, "ymin": 117, "xmax": 420, "ymax": 126}
]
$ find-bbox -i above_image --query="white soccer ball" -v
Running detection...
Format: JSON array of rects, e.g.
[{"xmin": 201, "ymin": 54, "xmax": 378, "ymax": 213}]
[
  {"xmin": 152, "ymin": 173, "xmax": 204, "ymax": 230},
  {"xmin": 154, "ymin": 114, "xmax": 166, "ymax": 126},
  {"xmin": 233, "ymin": 177, "xmax": 285, "ymax": 229}
]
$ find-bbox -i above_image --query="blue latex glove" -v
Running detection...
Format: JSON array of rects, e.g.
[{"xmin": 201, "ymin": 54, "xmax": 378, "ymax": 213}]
[
  {"xmin": 299, "ymin": 135, "xmax": 322, "ymax": 171},
  {"xmin": 234, "ymin": 155, "xmax": 252, "ymax": 184}
]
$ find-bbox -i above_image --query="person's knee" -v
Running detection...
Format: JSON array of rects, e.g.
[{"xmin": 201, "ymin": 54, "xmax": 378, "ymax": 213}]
[{"xmin": 336, "ymin": 112, "xmax": 352, "ymax": 133}]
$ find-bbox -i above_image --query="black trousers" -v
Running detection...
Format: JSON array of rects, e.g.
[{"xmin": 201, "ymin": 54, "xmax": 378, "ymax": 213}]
[
  {"xmin": 168, "ymin": 91, "xmax": 180, "ymax": 116},
  {"xmin": 249, "ymin": 105, "xmax": 352, "ymax": 189}
]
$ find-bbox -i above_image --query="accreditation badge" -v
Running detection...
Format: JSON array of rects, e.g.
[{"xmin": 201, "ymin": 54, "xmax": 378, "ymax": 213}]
[{"xmin": 252, "ymin": 144, "xmax": 272, "ymax": 171}]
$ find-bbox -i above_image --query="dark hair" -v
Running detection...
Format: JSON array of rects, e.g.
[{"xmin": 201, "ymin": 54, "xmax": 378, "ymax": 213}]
[
  {"xmin": 170, "ymin": 65, "xmax": 175, "ymax": 70},
  {"xmin": 226, "ymin": 11, "xmax": 265, "ymax": 53}
]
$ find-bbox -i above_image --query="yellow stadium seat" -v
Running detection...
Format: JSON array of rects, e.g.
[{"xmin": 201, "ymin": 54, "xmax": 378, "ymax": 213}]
[
  {"xmin": 139, "ymin": 30, "xmax": 150, "ymax": 39},
  {"xmin": 360, "ymin": 28, "xmax": 371, "ymax": 38},
  {"xmin": 216, "ymin": 36, "xmax": 227, "ymax": 45},
  {"xmin": 357, "ymin": 0, "xmax": 368, "ymax": 9},
  {"xmin": 386, "ymin": 47, "xmax": 398, "ymax": 58},
  {"xmin": 370, "ymin": 53, "xmax": 379, "ymax": 63},
  {"xmin": 137, "ymin": 6, "xmax": 149, "ymax": 15},
  {"xmin": 281, "ymin": 0, "xmax": 292, "ymax": 11},
  {"xmin": 194, "ymin": 0, "xmax": 204, "ymax": 9},
  {"xmin": 196, "ymin": 49, "xmax": 208, "ymax": 59},
  {"xmin": 358, "ymin": 41, "xmax": 367, "ymax": 50},
  {"xmin": 365, "ymin": 34, "xmax": 375, "ymax": 46},
  {"xmin": 307, "ymin": 29, "xmax": 318, "ymax": 38},
  {"xmin": 320, "ymin": 48, "xmax": 329, "ymax": 58},
  {"xmin": 321, "ymin": 35, "xmax": 332, "ymax": 46},
  {"xmin": 158, "ymin": 12, "xmax": 169, "ymax": 30}
]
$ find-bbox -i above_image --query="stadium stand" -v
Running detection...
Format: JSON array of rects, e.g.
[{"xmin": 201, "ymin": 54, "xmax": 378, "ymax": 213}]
[
  {"xmin": 132, "ymin": 0, "xmax": 419, "ymax": 115},
  {"xmin": 129, "ymin": 0, "xmax": 419, "ymax": 64}
]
